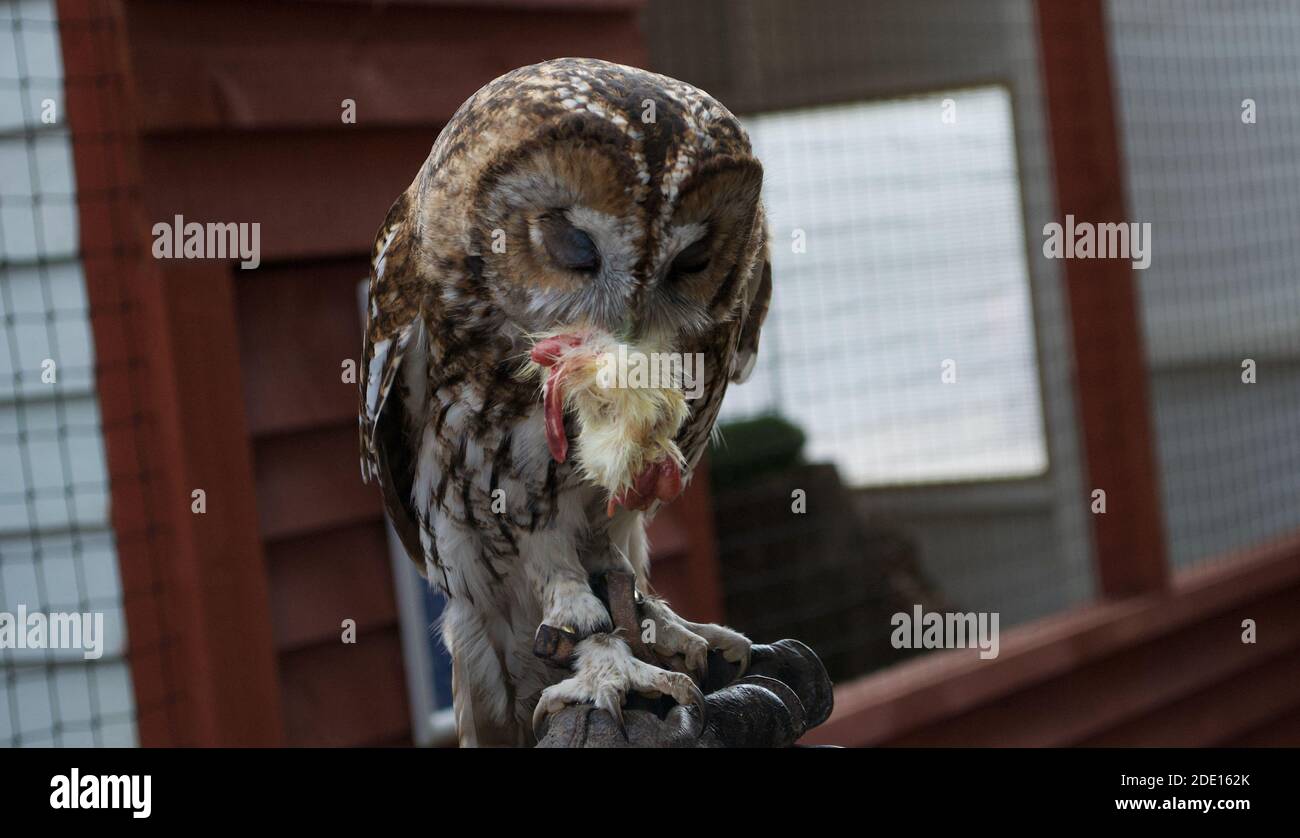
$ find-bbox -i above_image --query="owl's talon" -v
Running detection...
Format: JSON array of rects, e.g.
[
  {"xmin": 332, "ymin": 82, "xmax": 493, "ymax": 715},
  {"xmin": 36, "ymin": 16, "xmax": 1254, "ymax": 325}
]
[
  {"xmin": 531, "ymin": 633, "xmax": 704, "ymax": 744},
  {"xmin": 723, "ymin": 643, "xmax": 752, "ymax": 676},
  {"xmin": 533, "ymin": 623, "xmax": 580, "ymax": 667},
  {"xmin": 684, "ymin": 680, "xmax": 708, "ymax": 737},
  {"xmin": 595, "ymin": 685, "xmax": 628, "ymax": 742},
  {"xmin": 532, "ymin": 699, "xmax": 556, "ymax": 741},
  {"xmin": 639, "ymin": 596, "xmax": 751, "ymax": 681}
]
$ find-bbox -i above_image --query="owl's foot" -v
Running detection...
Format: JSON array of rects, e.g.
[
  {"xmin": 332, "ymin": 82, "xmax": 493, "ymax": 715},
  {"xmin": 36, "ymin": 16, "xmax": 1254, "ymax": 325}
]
[
  {"xmin": 533, "ymin": 582, "xmax": 612, "ymax": 667},
  {"xmin": 531, "ymin": 633, "xmax": 706, "ymax": 741},
  {"xmin": 640, "ymin": 597, "xmax": 752, "ymax": 679}
]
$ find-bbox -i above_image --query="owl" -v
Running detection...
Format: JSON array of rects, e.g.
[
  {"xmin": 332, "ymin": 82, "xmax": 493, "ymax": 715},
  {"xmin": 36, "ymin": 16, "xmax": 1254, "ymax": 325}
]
[{"xmin": 359, "ymin": 58, "xmax": 772, "ymax": 747}]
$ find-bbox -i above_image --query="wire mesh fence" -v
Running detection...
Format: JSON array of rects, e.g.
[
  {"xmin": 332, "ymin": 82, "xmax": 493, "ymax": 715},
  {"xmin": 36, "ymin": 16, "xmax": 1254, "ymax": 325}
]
[
  {"xmin": 651, "ymin": 0, "xmax": 1300, "ymax": 681},
  {"xmin": 0, "ymin": 0, "xmax": 137, "ymax": 747},
  {"xmin": 0, "ymin": 0, "xmax": 190, "ymax": 747},
  {"xmin": 1106, "ymin": 0, "xmax": 1300, "ymax": 570},
  {"xmin": 648, "ymin": 0, "xmax": 1095, "ymax": 679}
]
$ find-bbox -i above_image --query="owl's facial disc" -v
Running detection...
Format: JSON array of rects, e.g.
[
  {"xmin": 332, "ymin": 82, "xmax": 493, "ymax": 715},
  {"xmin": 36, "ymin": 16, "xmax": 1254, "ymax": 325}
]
[
  {"xmin": 475, "ymin": 141, "xmax": 640, "ymax": 336},
  {"xmin": 514, "ymin": 204, "xmax": 640, "ymax": 336},
  {"xmin": 475, "ymin": 141, "xmax": 761, "ymax": 346},
  {"xmin": 636, "ymin": 158, "xmax": 765, "ymax": 340}
]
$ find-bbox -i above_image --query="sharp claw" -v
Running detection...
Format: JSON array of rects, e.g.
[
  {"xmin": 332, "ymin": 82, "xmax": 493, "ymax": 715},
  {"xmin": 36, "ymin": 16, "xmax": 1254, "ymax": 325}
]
[
  {"xmin": 532, "ymin": 700, "xmax": 552, "ymax": 742},
  {"xmin": 682, "ymin": 646, "xmax": 707, "ymax": 682},
  {"xmin": 680, "ymin": 679, "xmax": 708, "ymax": 738},
  {"xmin": 533, "ymin": 623, "xmax": 579, "ymax": 667},
  {"xmin": 724, "ymin": 647, "xmax": 751, "ymax": 677},
  {"xmin": 594, "ymin": 686, "xmax": 627, "ymax": 742},
  {"xmin": 612, "ymin": 703, "xmax": 628, "ymax": 742},
  {"xmin": 665, "ymin": 680, "xmax": 707, "ymax": 737}
]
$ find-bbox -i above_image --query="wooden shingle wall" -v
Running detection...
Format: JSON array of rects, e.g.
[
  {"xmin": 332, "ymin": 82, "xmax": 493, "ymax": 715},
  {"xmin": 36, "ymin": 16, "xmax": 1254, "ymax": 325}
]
[{"xmin": 116, "ymin": 0, "xmax": 656, "ymax": 746}]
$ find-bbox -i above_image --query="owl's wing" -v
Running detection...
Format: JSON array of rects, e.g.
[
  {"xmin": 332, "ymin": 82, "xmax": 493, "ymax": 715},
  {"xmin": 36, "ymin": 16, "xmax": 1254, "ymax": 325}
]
[
  {"xmin": 730, "ymin": 229, "xmax": 772, "ymax": 384},
  {"xmin": 359, "ymin": 193, "xmax": 427, "ymax": 570}
]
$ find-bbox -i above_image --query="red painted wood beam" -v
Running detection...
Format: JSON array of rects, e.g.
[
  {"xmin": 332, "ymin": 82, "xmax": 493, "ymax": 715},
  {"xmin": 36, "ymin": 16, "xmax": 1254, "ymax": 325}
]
[
  {"xmin": 58, "ymin": 0, "xmax": 283, "ymax": 746},
  {"xmin": 1036, "ymin": 0, "xmax": 1169, "ymax": 596},
  {"xmin": 121, "ymin": 0, "xmax": 650, "ymax": 134},
  {"xmin": 805, "ymin": 530, "xmax": 1300, "ymax": 747},
  {"xmin": 647, "ymin": 460, "xmax": 726, "ymax": 625}
]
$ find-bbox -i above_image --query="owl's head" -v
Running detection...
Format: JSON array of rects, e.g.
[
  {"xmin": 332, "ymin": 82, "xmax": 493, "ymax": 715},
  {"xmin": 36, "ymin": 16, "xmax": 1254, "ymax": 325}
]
[{"xmin": 414, "ymin": 58, "xmax": 767, "ymax": 349}]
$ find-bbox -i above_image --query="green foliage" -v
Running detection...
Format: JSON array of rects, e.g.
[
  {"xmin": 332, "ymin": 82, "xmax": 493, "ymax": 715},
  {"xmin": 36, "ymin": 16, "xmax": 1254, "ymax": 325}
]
[{"xmin": 708, "ymin": 414, "xmax": 806, "ymax": 490}]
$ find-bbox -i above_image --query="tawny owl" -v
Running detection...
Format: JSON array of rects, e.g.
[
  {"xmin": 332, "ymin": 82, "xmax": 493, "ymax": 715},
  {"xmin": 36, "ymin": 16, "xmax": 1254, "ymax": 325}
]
[{"xmin": 359, "ymin": 57, "xmax": 772, "ymax": 747}]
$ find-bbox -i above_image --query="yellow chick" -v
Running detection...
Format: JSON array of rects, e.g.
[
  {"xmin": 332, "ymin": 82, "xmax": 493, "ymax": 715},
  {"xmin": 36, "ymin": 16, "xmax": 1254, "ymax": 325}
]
[{"xmin": 525, "ymin": 331, "xmax": 689, "ymax": 516}]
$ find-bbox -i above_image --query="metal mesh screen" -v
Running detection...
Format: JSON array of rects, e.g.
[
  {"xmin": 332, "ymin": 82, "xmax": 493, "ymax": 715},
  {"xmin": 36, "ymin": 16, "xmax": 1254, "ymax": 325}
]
[
  {"xmin": 648, "ymin": 0, "xmax": 1097, "ymax": 679},
  {"xmin": 0, "ymin": 0, "xmax": 143, "ymax": 747},
  {"xmin": 723, "ymin": 88, "xmax": 1048, "ymax": 487},
  {"xmin": 651, "ymin": 0, "xmax": 1300, "ymax": 681},
  {"xmin": 0, "ymin": 0, "xmax": 129, "ymax": 746},
  {"xmin": 1106, "ymin": 0, "xmax": 1300, "ymax": 570}
]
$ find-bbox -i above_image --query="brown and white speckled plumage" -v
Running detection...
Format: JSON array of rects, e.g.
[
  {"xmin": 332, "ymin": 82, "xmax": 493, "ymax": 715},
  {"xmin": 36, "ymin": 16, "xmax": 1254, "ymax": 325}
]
[{"xmin": 359, "ymin": 58, "xmax": 771, "ymax": 746}]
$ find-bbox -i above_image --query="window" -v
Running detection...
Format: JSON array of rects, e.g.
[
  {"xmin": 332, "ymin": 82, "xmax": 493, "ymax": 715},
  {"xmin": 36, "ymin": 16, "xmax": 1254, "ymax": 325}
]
[{"xmin": 722, "ymin": 87, "xmax": 1047, "ymax": 486}]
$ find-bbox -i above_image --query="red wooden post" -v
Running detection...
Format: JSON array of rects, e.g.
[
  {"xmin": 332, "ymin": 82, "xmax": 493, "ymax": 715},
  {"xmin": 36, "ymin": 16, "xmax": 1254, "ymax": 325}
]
[
  {"xmin": 1037, "ymin": 0, "xmax": 1169, "ymax": 596},
  {"xmin": 58, "ymin": 0, "xmax": 283, "ymax": 745},
  {"xmin": 647, "ymin": 460, "xmax": 726, "ymax": 624}
]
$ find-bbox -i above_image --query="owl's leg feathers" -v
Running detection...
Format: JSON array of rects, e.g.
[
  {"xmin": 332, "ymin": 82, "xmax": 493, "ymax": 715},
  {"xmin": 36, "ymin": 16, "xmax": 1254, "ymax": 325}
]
[
  {"xmin": 542, "ymin": 574, "xmax": 611, "ymax": 634},
  {"xmin": 521, "ymin": 518, "xmax": 616, "ymax": 667},
  {"xmin": 531, "ymin": 633, "xmax": 706, "ymax": 741},
  {"xmin": 531, "ymin": 574, "xmax": 612, "ymax": 667},
  {"xmin": 640, "ymin": 596, "xmax": 752, "ymax": 679}
]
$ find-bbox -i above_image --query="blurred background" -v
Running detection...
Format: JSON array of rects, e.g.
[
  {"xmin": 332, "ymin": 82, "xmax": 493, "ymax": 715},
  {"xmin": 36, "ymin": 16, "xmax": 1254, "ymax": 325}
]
[{"xmin": 2, "ymin": 0, "xmax": 1298, "ymax": 747}]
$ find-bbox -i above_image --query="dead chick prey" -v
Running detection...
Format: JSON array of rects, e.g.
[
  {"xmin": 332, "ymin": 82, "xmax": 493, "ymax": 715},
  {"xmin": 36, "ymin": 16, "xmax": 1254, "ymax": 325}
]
[{"xmin": 524, "ymin": 331, "xmax": 692, "ymax": 516}]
